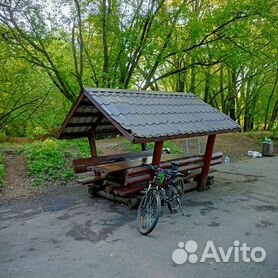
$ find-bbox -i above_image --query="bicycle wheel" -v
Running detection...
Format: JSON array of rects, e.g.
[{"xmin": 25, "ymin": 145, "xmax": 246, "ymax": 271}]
[
  {"xmin": 167, "ymin": 176, "xmax": 184, "ymax": 213},
  {"xmin": 136, "ymin": 189, "xmax": 161, "ymax": 235}
]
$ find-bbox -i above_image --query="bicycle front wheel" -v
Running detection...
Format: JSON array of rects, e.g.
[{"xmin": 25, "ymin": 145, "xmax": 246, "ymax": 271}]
[{"xmin": 136, "ymin": 190, "xmax": 161, "ymax": 235}]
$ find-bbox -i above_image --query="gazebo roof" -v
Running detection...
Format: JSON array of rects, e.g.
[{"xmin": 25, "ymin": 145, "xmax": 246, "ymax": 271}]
[{"xmin": 58, "ymin": 88, "xmax": 241, "ymax": 143}]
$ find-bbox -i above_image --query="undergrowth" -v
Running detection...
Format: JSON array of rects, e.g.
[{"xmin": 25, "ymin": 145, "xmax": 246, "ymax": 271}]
[{"xmin": 22, "ymin": 138, "xmax": 94, "ymax": 186}]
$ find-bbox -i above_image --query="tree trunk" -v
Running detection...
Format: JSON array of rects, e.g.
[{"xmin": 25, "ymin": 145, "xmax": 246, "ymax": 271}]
[
  {"xmin": 268, "ymin": 97, "xmax": 278, "ymax": 130},
  {"xmin": 263, "ymin": 69, "xmax": 278, "ymax": 130},
  {"xmin": 204, "ymin": 69, "xmax": 211, "ymax": 103},
  {"xmin": 227, "ymin": 67, "xmax": 236, "ymax": 120},
  {"xmin": 219, "ymin": 64, "xmax": 226, "ymax": 113}
]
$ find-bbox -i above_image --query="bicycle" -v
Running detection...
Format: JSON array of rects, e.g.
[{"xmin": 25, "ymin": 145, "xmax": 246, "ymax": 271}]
[{"xmin": 136, "ymin": 162, "xmax": 188, "ymax": 235}]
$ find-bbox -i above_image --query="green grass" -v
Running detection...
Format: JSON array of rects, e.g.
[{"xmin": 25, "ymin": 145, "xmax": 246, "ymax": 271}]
[
  {"xmin": 0, "ymin": 152, "xmax": 5, "ymax": 190},
  {"xmin": 124, "ymin": 140, "xmax": 182, "ymax": 154},
  {"xmin": 22, "ymin": 138, "xmax": 98, "ymax": 186},
  {"xmin": 23, "ymin": 139, "xmax": 74, "ymax": 186}
]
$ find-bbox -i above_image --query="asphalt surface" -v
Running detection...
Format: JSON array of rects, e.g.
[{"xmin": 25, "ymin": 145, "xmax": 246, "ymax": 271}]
[{"xmin": 0, "ymin": 157, "xmax": 277, "ymax": 278}]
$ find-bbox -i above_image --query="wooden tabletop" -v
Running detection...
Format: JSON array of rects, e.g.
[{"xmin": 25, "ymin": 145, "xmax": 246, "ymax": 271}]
[{"xmin": 88, "ymin": 156, "xmax": 152, "ymax": 174}]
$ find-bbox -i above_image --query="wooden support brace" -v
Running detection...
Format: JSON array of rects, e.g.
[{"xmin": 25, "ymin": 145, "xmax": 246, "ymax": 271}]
[{"xmin": 198, "ymin": 134, "xmax": 216, "ymax": 191}]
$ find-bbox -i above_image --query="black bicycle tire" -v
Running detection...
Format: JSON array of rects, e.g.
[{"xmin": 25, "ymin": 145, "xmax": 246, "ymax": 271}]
[
  {"xmin": 167, "ymin": 176, "xmax": 184, "ymax": 213},
  {"xmin": 136, "ymin": 190, "xmax": 161, "ymax": 235}
]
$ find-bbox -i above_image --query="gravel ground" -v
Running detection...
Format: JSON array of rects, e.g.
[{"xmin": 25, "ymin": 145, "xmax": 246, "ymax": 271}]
[{"xmin": 0, "ymin": 157, "xmax": 277, "ymax": 278}]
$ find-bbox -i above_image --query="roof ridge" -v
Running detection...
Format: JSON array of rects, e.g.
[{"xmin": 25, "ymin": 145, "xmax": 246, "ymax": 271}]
[{"xmin": 84, "ymin": 87, "xmax": 196, "ymax": 97}]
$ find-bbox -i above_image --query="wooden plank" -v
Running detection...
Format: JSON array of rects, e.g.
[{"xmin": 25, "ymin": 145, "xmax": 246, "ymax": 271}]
[
  {"xmin": 67, "ymin": 122, "xmax": 94, "ymax": 127},
  {"xmin": 124, "ymin": 154, "xmax": 222, "ymax": 186},
  {"xmin": 113, "ymin": 186, "xmax": 145, "ymax": 197},
  {"xmin": 96, "ymin": 191, "xmax": 139, "ymax": 208},
  {"xmin": 77, "ymin": 175, "xmax": 105, "ymax": 185},
  {"xmin": 73, "ymin": 112, "xmax": 102, "ymax": 117},
  {"xmin": 199, "ymin": 135, "xmax": 216, "ymax": 191},
  {"xmin": 74, "ymin": 151, "xmax": 152, "ymax": 165},
  {"xmin": 91, "ymin": 157, "xmax": 154, "ymax": 174},
  {"xmin": 125, "ymin": 152, "xmax": 222, "ymax": 177},
  {"xmin": 73, "ymin": 151, "xmax": 153, "ymax": 173},
  {"xmin": 67, "ymin": 122, "xmax": 113, "ymax": 128},
  {"xmin": 90, "ymin": 151, "xmax": 203, "ymax": 175}
]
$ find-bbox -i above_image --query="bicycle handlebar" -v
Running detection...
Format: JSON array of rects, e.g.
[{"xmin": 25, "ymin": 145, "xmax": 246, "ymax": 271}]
[
  {"xmin": 142, "ymin": 163, "xmax": 159, "ymax": 172},
  {"xmin": 142, "ymin": 163, "xmax": 179, "ymax": 176}
]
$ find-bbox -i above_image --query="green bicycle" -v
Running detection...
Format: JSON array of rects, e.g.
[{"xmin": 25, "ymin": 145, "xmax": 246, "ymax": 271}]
[{"xmin": 136, "ymin": 162, "xmax": 187, "ymax": 235}]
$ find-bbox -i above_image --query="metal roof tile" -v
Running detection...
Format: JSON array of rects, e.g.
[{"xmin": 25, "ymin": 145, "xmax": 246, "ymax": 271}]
[{"xmin": 59, "ymin": 88, "xmax": 241, "ymax": 141}]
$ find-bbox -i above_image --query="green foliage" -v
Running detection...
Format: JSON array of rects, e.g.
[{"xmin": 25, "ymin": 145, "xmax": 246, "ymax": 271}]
[
  {"xmin": 124, "ymin": 140, "xmax": 182, "ymax": 154},
  {"xmin": 27, "ymin": 127, "xmax": 49, "ymax": 140},
  {"xmin": 164, "ymin": 141, "xmax": 183, "ymax": 154},
  {"xmin": 21, "ymin": 138, "xmax": 101, "ymax": 186},
  {"xmin": 0, "ymin": 0, "xmax": 278, "ymax": 135}
]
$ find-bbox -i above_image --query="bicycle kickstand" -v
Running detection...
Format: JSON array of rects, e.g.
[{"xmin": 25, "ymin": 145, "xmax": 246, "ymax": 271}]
[{"xmin": 177, "ymin": 198, "xmax": 185, "ymax": 216}]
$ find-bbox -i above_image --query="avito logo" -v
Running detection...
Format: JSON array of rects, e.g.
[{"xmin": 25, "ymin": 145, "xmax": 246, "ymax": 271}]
[{"xmin": 172, "ymin": 240, "xmax": 266, "ymax": 264}]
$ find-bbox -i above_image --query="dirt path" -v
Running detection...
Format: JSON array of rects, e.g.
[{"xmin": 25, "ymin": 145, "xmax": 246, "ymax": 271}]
[{"xmin": 0, "ymin": 151, "xmax": 40, "ymax": 204}]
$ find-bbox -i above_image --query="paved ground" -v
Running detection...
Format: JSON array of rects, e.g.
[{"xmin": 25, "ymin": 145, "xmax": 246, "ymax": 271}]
[{"xmin": 0, "ymin": 157, "xmax": 277, "ymax": 278}]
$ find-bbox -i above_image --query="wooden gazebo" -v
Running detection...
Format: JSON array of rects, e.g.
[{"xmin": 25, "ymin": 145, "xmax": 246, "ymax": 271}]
[{"xmin": 58, "ymin": 88, "xmax": 240, "ymax": 206}]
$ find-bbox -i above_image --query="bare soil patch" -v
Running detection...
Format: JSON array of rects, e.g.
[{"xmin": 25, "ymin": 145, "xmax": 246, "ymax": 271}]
[
  {"xmin": 175, "ymin": 133, "xmax": 277, "ymax": 162},
  {"xmin": 0, "ymin": 151, "xmax": 41, "ymax": 204}
]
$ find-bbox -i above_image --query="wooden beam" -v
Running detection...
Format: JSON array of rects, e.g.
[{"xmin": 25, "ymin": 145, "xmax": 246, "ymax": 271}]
[
  {"xmin": 132, "ymin": 129, "xmax": 240, "ymax": 144},
  {"xmin": 67, "ymin": 122, "xmax": 113, "ymax": 127},
  {"xmin": 57, "ymin": 93, "xmax": 85, "ymax": 139},
  {"xmin": 60, "ymin": 130, "xmax": 117, "ymax": 139},
  {"xmin": 88, "ymin": 133, "xmax": 97, "ymax": 157},
  {"xmin": 73, "ymin": 112, "xmax": 102, "ymax": 117},
  {"xmin": 198, "ymin": 134, "xmax": 216, "ymax": 191},
  {"xmin": 152, "ymin": 141, "xmax": 163, "ymax": 166},
  {"xmin": 68, "ymin": 122, "xmax": 93, "ymax": 127}
]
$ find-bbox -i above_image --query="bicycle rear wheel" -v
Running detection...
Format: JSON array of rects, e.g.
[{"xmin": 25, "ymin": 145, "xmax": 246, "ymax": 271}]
[
  {"xmin": 136, "ymin": 190, "xmax": 161, "ymax": 235},
  {"xmin": 167, "ymin": 177, "xmax": 184, "ymax": 213}
]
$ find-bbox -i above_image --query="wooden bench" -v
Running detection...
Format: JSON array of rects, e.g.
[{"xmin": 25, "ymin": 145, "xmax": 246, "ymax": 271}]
[
  {"xmin": 123, "ymin": 152, "xmax": 223, "ymax": 186},
  {"xmin": 100, "ymin": 152, "xmax": 222, "ymax": 198},
  {"xmin": 75, "ymin": 151, "xmax": 222, "ymax": 199},
  {"xmin": 74, "ymin": 151, "xmax": 153, "ymax": 191}
]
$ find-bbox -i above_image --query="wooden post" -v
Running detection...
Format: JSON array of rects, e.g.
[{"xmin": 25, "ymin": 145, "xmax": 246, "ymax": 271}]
[
  {"xmin": 88, "ymin": 134, "xmax": 97, "ymax": 157},
  {"xmin": 141, "ymin": 143, "xmax": 147, "ymax": 151},
  {"xmin": 152, "ymin": 141, "xmax": 163, "ymax": 166},
  {"xmin": 199, "ymin": 134, "xmax": 216, "ymax": 191}
]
